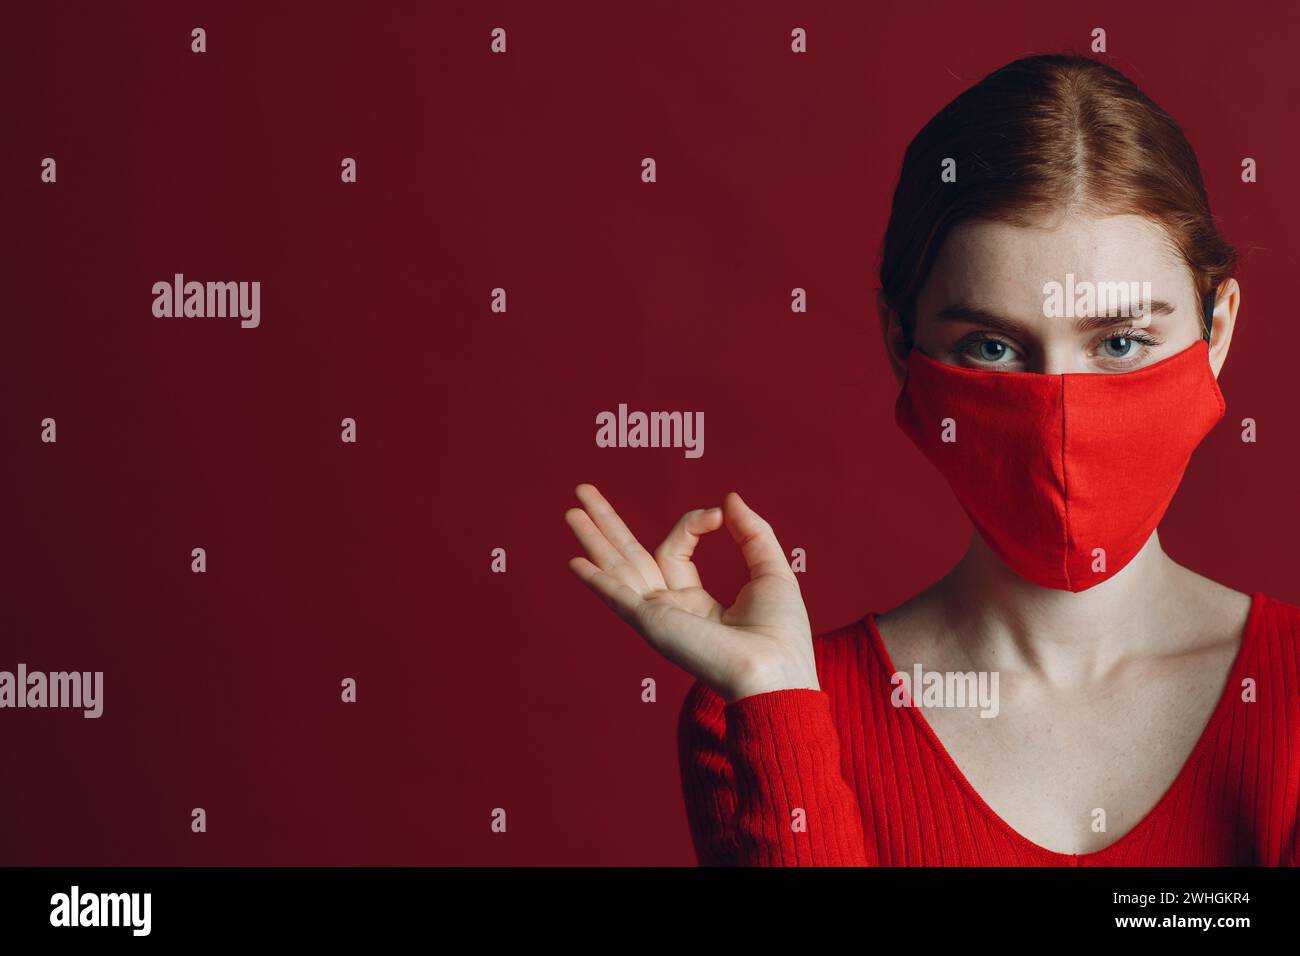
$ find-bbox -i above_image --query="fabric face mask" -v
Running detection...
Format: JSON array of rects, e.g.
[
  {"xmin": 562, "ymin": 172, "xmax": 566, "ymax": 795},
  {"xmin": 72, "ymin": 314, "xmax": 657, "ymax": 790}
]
[{"xmin": 894, "ymin": 338, "xmax": 1225, "ymax": 592}]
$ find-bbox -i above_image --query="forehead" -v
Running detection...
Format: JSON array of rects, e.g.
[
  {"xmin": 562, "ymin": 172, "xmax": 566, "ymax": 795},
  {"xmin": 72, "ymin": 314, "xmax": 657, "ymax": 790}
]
[{"xmin": 921, "ymin": 212, "xmax": 1192, "ymax": 306}]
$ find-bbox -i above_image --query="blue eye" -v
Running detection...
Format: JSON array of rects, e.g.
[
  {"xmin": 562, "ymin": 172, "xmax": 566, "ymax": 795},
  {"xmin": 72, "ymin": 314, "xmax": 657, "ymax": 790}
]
[
  {"xmin": 953, "ymin": 333, "xmax": 1022, "ymax": 367},
  {"xmin": 1102, "ymin": 336, "xmax": 1135, "ymax": 357},
  {"xmin": 1107, "ymin": 335, "xmax": 1149, "ymax": 356}
]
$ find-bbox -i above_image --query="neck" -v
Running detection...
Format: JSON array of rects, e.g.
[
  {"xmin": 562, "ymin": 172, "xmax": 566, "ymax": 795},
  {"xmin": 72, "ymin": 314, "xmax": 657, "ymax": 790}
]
[{"xmin": 933, "ymin": 529, "xmax": 1182, "ymax": 681}]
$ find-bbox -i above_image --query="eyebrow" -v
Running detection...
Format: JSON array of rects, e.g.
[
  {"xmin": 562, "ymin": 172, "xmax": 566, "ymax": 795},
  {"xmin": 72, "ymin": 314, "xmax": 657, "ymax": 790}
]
[{"xmin": 936, "ymin": 301, "xmax": 1176, "ymax": 335}]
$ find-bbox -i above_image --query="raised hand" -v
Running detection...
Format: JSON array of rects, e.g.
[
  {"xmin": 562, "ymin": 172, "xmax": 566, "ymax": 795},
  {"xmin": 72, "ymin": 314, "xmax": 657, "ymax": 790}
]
[{"xmin": 564, "ymin": 483, "xmax": 819, "ymax": 704}]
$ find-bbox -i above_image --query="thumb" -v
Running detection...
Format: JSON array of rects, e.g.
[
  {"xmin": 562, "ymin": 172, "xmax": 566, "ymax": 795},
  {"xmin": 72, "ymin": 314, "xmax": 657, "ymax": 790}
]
[{"xmin": 723, "ymin": 491, "xmax": 797, "ymax": 584}]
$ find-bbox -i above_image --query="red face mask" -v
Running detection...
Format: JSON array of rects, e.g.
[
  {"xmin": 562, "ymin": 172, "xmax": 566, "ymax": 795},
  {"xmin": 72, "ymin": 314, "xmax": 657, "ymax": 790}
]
[{"xmin": 894, "ymin": 339, "xmax": 1225, "ymax": 591}]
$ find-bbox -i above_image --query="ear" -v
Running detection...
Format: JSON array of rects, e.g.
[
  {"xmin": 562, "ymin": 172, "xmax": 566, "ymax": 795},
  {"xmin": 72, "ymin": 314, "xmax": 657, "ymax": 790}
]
[
  {"xmin": 1206, "ymin": 278, "xmax": 1239, "ymax": 379},
  {"xmin": 877, "ymin": 289, "xmax": 909, "ymax": 386}
]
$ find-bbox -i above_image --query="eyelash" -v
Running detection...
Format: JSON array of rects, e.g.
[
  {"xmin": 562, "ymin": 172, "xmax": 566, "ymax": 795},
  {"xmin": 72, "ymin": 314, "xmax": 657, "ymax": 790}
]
[{"xmin": 958, "ymin": 328, "xmax": 1165, "ymax": 366}]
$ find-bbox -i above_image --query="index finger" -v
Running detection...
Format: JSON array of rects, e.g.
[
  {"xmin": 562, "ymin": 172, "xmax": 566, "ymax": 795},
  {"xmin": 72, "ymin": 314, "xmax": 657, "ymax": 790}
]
[{"xmin": 654, "ymin": 506, "xmax": 724, "ymax": 590}]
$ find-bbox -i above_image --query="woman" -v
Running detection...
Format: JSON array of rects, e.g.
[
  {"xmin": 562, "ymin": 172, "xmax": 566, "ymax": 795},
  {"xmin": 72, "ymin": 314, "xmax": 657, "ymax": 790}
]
[{"xmin": 564, "ymin": 54, "xmax": 1299, "ymax": 865}]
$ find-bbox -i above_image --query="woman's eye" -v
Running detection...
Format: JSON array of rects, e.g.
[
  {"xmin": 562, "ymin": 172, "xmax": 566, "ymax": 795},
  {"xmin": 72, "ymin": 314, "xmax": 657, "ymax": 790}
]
[
  {"xmin": 974, "ymin": 339, "xmax": 1012, "ymax": 362},
  {"xmin": 953, "ymin": 335, "xmax": 1019, "ymax": 366},
  {"xmin": 1101, "ymin": 335, "xmax": 1136, "ymax": 358}
]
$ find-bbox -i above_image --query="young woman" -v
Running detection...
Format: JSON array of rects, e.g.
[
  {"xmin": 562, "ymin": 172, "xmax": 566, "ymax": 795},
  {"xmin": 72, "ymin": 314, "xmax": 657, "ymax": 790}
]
[{"xmin": 564, "ymin": 54, "xmax": 1299, "ymax": 865}]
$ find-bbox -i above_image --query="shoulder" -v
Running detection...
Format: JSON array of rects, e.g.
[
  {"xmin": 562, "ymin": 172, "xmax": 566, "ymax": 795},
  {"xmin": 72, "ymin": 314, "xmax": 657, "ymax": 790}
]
[
  {"xmin": 1251, "ymin": 591, "xmax": 1300, "ymax": 658},
  {"xmin": 1239, "ymin": 593, "xmax": 1300, "ymax": 770},
  {"xmin": 1244, "ymin": 593, "xmax": 1300, "ymax": 843},
  {"xmin": 1248, "ymin": 595, "xmax": 1300, "ymax": 697}
]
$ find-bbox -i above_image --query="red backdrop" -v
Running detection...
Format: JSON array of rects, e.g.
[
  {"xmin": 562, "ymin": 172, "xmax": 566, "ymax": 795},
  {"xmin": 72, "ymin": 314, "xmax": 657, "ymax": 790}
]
[{"xmin": 3, "ymin": 0, "xmax": 1297, "ymax": 865}]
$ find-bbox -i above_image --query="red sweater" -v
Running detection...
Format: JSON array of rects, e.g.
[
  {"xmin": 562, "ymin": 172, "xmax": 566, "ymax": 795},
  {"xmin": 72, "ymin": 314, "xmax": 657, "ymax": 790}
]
[{"xmin": 677, "ymin": 590, "xmax": 1300, "ymax": 865}]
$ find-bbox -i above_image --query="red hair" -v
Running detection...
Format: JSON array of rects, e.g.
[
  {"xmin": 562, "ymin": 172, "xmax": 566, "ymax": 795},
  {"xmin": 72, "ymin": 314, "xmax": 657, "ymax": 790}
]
[{"xmin": 878, "ymin": 54, "xmax": 1238, "ymax": 345}]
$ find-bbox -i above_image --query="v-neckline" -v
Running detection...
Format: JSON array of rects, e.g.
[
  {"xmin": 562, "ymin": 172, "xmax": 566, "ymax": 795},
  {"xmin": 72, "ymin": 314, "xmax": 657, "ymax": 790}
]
[{"xmin": 860, "ymin": 591, "xmax": 1263, "ymax": 862}]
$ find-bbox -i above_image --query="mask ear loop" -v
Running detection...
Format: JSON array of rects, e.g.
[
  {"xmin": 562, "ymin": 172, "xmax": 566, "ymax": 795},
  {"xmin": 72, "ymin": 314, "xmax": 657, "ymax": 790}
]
[{"xmin": 1202, "ymin": 284, "xmax": 1217, "ymax": 343}]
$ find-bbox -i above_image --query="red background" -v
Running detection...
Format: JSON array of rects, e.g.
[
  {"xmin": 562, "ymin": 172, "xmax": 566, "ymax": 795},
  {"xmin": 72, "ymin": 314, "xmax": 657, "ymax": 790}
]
[{"xmin": 3, "ymin": 1, "xmax": 1297, "ymax": 865}]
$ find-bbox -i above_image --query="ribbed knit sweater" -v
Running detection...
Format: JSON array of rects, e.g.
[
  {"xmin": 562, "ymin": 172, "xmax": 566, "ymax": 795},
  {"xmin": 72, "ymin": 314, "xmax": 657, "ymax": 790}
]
[{"xmin": 677, "ymin": 590, "xmax": 1300, "ymax": 865}]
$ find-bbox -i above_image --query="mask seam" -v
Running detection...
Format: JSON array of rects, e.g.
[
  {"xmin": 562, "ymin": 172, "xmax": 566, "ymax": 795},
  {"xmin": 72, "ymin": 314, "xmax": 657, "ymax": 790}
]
[{"xmin": 1060, "ymin": 374, "xmax": 1071, "ymax": 590}]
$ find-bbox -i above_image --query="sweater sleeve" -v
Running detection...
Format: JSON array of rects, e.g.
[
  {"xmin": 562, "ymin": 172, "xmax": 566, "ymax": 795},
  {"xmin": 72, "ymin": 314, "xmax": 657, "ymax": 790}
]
[{"xmin": 676, "ymin": 678, "xmax": 874, "ymax": 866}]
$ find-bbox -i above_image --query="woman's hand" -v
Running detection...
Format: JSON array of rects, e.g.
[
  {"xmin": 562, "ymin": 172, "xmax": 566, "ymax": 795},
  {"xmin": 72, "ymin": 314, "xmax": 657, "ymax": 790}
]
[{"xmin": 564, "ymin": 483, "xmax": 819, "ymax": 704}]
